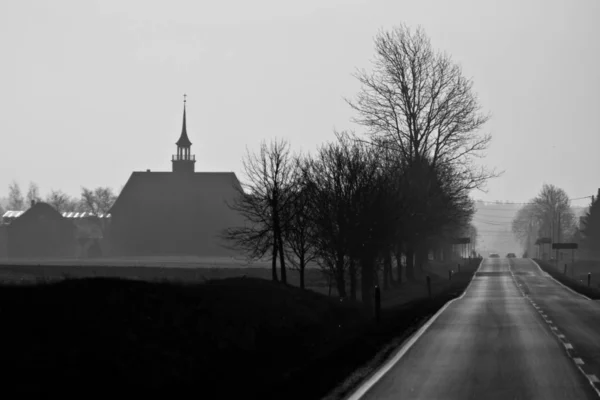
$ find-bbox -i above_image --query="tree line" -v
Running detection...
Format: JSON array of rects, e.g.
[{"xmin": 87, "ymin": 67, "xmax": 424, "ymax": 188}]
[
  {"xmin": 224, "ymin": 24, "xmax": 494, "ymax": 308},
  {"xmin": 1, "ymin": 181, "xmax": 118, "ymax": 217},
  {"xmin": 512, "ymin": 184, "xmax": 600, "ymax": 260}
]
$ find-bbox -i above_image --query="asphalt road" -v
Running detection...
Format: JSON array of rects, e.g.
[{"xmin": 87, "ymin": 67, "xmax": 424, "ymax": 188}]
[
  {"xmin": 349, "ymin": 257, "xmax": 598, "ymax": 400},
  {"xmin": 511, "ymin": 258, "xmax": 600, "ymax": 391}
]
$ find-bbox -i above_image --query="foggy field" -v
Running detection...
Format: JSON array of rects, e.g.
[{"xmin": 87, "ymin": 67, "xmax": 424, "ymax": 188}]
[
  {"xmin": 533, "ymin": 259, "xmax": 600, "ymax": 299},
  {"xmin": 0, "ymin": 265, "xmax": 478, "ymax": 397},
  {"xmin": 0, "ymin": 257, "xmax": 477, "ymax": 304},
  {"xmin": 0, "ymin": 255, "xmax": 276, "ymax": 268},
  {"xmin": 558, "ymin": 260, "xmax": 600, "ymax": 286}
]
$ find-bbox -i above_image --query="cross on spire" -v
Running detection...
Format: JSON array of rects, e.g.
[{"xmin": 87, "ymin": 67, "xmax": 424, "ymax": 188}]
[{"xmin": 183, "ymin": 93, "xmax": 187, "ymax": 104}]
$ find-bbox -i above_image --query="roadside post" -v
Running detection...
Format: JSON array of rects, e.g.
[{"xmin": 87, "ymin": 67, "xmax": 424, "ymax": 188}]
[
  {"xmin": 374, "ymin": 286, "xmax": 381, "ymax": 324},
  {"xmin": 552, "ymin": 243, "xmax": 578, "ymax": 277},
  {"xmin": 426, "ymin": 275, "xmax": 431, "ymax": 299}
]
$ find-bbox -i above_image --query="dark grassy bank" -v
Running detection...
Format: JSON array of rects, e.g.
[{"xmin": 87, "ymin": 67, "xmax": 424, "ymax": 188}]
[
  {"xmin": 0, "ymin": 265, "xmax": 478, "ymax": 398},
  {"xmin": 533, "ymin": 258, "xmax": 600, "ymax": 299}
]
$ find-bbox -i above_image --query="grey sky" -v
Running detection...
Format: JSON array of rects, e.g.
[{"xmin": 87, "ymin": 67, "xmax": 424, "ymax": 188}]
[{"xmin": 1, "ymin": 0, "xmax": 598, "ymax": 207}]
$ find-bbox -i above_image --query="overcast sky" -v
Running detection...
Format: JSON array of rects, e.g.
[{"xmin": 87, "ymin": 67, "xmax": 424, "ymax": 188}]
[{"xmin": 1, "ymin": 0, "xmax": 598, "ymax": 207}]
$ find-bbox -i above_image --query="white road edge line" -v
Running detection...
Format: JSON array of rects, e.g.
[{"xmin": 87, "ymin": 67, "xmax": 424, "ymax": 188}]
[
  {"xmin": 516, "ymin": 260, "xmax": 600, "ymax": 397},
  {"xmin": 529, "ymin": 259, "xmax": 592, "ymax": 301},
  {"xmin": 344, "ymin": 259, "xmax": 484, "ymax": 400}
]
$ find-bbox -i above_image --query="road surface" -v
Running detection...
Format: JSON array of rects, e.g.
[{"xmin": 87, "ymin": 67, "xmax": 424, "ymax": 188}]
[
  {"xmin": 510, "ymin": 258, "xmax": 600, "ymax": 390},
  {"xmin": 349, "ymin": 257, "xmax": 598, "ymax": 400}
]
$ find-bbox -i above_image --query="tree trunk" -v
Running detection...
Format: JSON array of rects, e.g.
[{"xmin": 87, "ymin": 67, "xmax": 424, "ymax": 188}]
[
  {"xmin": 395, "ymin": 250, "xmax": 403, "ymax": 285},
  {"xmin": 405, "ymin": 246, "xmax": 415, "ymax": 281},
  {"xmin": 395, "ymin": 245, "xmax": 403, "ymax": 284},
  {"xmin": 277, "ymin": 228, "xmax": 287, "ymax": 284},
  {"xmin": 299, "ymin": 254, "xmax": 305, "ymax": 289},
  {"xmin": 335, "ymin": 256, "xmax": 347, "ymax": 298},
  {"xmin": 361, "ymin": 256, "xmax": 375, "ymax": 310},
  {"xmin": 349, "ymin": 258, "xmax": 357, "ymax": 301},
  {"xmin": 415, "ymin": 244, "xmax": 428, "ymax": 272},
  {"xmin": 271, "ymin": 236, "xmax": 278, "ymax": 282},
  {"xmin": 383, "ymin": 252, "xmax": 392, "ymax": 289}
]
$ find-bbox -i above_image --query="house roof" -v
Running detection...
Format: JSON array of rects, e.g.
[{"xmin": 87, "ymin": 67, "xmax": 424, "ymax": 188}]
[
  {"xmin": 109, "ymin": 171, "xmax": 244, "ymax": 217},
  {"xmin": 7, "ymin": 202, "xmax": 73, "ymax": 227}
]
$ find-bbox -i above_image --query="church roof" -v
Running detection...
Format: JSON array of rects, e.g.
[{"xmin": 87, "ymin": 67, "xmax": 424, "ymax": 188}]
[
  {"xmin": 176, "ymin": 104, "xmax": 192, "ymax": 147},
  {"xmin": 109, "ymin": 171, "xmax": 244, "ymax": 217}
]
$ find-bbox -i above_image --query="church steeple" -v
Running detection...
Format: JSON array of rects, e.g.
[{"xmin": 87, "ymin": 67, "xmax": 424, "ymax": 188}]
[{"xmin": 172, "ymin": 94, "xmax": 196, "ymax": 173}]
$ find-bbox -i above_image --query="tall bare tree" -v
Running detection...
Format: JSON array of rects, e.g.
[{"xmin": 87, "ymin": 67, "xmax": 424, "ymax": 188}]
[
  {"xmin": 347, "ymin": 24, "xmax": 493, "ymax": 181},
  {"xmin": 224, "ymin": 139, "xmax": 299, "ymax": 284},
  {"xmin": 346, "ymin": 25, "xmax": 492, "ymax": 277},
  {"xmin": 512, "ymin": 184, "xmax": 576, "ymax": 256},
  {"xmin": 531, "ymin": 184, "xmax": 575, "ymax": 244}
]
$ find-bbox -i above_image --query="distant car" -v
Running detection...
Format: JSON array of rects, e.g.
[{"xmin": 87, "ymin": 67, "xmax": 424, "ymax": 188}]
[
  {"xmin": 489, "ymin": 253, "xmax": 500, "ymax": 258},
  {"xmin": 506, "ymin": 253, "xmax": 516, "ymax": 258}
]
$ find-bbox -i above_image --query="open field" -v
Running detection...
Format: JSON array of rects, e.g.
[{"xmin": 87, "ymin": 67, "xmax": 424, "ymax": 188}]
[
  {"xmin": 0, "ymin": 257, "xmax": 479, "ymax": 304},
  {"xmin": 0, "ymin": 255, "xmax": 275, "ymax": 268},
  {"xmin": 549, "ymin": 259, "xmax": 600, "ymax": 287},
  {"xmin": 533, "ymin": 258, "xmax": 600, "ymax": 299},
  {"xmin": 0, "ymin": 260, "xmax": 480, "ymax": 398}
]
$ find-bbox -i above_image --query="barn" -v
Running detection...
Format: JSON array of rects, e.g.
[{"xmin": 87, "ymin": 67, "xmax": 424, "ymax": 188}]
[
  {"xmin": 108, "ymin": 100, "xmax": 245, "ymax": 257},
  {"xmin": 6, "ymin": 201, "xmax": 77, "ymax": 258}
]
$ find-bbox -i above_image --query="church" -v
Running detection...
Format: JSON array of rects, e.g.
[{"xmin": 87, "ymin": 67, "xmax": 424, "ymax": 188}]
[{"xmin": 108, "ymin": 98, "xmax": 245, "ymax": 257}]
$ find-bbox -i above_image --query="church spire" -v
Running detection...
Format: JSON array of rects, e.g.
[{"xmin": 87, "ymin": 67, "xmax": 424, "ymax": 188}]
[
  {"xmin": 172, "ymin": 94, "xmax": 196, "ymax": 173},
  {"xmin": 176, "ymin": 94, "xmax": 192, "ymax": 147}
]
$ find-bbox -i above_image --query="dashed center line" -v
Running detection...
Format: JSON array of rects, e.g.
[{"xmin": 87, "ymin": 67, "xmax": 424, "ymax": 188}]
[{"xmin": 509, "ymin": 262, "xmax": 600, "ymax": 398}]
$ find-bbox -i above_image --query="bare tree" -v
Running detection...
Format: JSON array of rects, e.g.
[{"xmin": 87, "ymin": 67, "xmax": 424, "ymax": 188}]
[
  {"xmin": 26, "ymin": 182, "xmax": 42, "ymax": 207},
  {"xmin": 224, "ymin": 139, "xmax": 299, "ymax": 284},
  {"xmin": 302, "ymin": 132, "xmax": 400, "ymax": 307},
  {"xmin": 512, "ymin": 204, "xmax": 538, "ymax": 252},
  {"xmin": 302, "ymin": 134, "xmax": 357, "ymax": 298},
  {"xmin": 347, "ymin": 24, "xmax": 493, "ymax": 181},
  {"xmin": 531, "ymin": 184, "xmax": 575, "ymax": 244},
  {"xmin": 80, "ymin": 187, "xmax": 117, "ymax": 215},
  {"xmin": 46, "ymin": 189, "xmax": 71, "ymax": 213},
  {"xmin": 512, "ymin": 184, "xmax": 577, "ymax": 256},
  {"xmin": 282, "ymin": 173, "xmax": 318, "ymax": 289},
  {"xmin": 8, "ymin": 181, "xmax": 24, "ymax": 211},
  {"xmin": 346, "ymin": 24, "xmax": 494, "ymax": 273}
]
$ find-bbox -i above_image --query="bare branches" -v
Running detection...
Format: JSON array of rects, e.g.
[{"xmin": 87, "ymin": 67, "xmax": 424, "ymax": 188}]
[
  {"xmin": 346, "ymin": 24, "xmax": 496, "ymax": 193},
  {"xmin": 8, "ymin": 181, "xmax": 24, "ymax": 211},
  {"xmin": 512, "ymin": 184, "xmax": 578, "ymax": 254},
  {"xmin": 224, "ymin": 138, "xmax": 299, "ymax": 284},
  {"xmin": 80, "ymin": 187, "xmax": 116, "ymax": 216}
]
